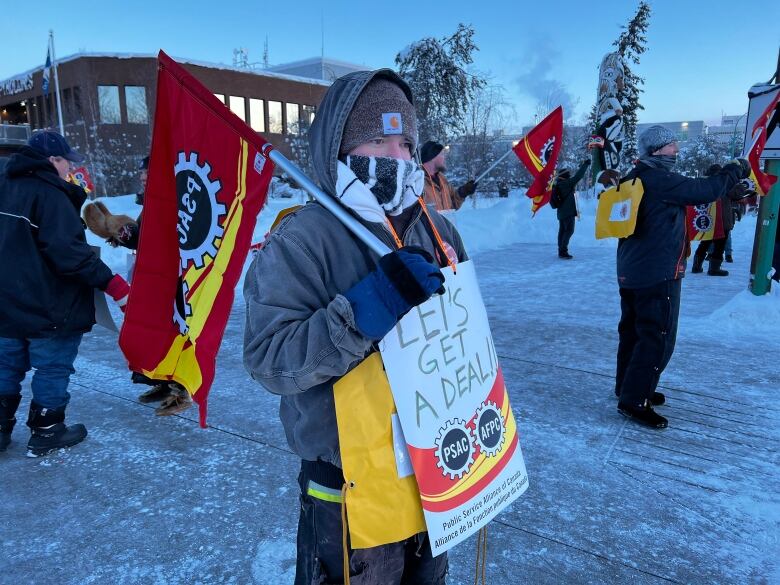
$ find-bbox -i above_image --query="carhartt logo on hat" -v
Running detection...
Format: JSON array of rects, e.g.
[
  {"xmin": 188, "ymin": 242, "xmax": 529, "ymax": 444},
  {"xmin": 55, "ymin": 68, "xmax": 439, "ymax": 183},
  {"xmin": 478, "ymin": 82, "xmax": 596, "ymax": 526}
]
[{"xmin": 383, "ymin": 113, "xmax": 402, "ymax": 135}]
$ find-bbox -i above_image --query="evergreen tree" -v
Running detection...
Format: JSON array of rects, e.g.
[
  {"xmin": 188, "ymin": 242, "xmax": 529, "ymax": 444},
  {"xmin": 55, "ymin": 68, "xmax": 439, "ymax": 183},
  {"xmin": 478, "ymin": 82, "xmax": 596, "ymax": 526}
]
[
  {"xmin": 395, "ymin": 24, "xmax": 485, "ymax": 144},
  {"xmin": 613, "ymin": 1, "xmax": 651, "ymax": 168}
]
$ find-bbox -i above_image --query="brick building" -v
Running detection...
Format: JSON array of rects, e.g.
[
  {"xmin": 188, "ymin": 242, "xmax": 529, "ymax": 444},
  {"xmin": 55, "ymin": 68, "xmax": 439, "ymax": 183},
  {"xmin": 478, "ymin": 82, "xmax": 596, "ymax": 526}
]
[{"xmin": 0, "ymin": 53, "xmax": 332, "ymax": 195}]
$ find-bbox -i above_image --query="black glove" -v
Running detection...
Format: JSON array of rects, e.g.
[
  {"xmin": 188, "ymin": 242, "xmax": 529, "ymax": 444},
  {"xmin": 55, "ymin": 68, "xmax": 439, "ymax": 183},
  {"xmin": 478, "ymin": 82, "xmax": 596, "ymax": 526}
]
[
  {"xmin": 727, "ymin": 181, "xmax": 751, "ymax": 202},
  {"xmin": 583, "ymin": 159, "xmax": 592, "ymax": 166},
  {"xmin": 458, "ymin": 180, "xmax": 477, "ymax": 197},
  {"xmin": 726, "ymin": 158, "xmax": 752, "ymax": 180}
]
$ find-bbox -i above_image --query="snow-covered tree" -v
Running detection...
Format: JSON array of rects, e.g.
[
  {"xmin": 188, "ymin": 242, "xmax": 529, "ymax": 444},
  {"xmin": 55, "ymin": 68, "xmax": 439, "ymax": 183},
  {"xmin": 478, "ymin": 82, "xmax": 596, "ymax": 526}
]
[
  {"xmin": 613, "ymin": 1, "xmax": 651, "ymax": 169},
  {"xmin": 676, "ymin": 133, "xmax": 731, "ymax": 177},
  {"xmin": 396, "ymin": 24, "xmax": 485, "ymax": 144}
]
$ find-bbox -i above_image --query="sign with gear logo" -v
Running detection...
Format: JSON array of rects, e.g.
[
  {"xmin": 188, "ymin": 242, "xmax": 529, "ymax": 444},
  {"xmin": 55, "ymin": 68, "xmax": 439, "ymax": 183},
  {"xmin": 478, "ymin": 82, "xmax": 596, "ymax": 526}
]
[
  {"xmin": 686, "ymin": 200, "xmax": 724, "ymax": 242},
  {"xmin": 380, "ymin": 260, "xmax": 528, "ymax": 556}
]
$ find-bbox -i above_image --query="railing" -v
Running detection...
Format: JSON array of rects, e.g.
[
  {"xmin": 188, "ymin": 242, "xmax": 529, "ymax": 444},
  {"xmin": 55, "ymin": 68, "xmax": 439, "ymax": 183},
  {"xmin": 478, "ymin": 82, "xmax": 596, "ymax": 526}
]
[{"xmin": 0, "ymin": 124, "xmax": 32, "ymax": 145}]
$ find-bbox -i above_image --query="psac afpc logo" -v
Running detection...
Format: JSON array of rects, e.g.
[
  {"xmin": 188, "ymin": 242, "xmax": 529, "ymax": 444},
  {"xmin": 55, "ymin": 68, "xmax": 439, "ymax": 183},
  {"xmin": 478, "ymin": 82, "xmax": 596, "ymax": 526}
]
[{"xmin": 174, "ymin": 151, "xmax": 226, "ymax": 269}]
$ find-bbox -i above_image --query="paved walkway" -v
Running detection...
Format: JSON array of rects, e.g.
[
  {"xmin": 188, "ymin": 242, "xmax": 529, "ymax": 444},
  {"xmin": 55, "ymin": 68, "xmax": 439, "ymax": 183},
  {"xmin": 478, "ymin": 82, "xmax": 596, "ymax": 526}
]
[{"xmin": 3, "ymin": 241, "xmax": 778, "ymax": 584}]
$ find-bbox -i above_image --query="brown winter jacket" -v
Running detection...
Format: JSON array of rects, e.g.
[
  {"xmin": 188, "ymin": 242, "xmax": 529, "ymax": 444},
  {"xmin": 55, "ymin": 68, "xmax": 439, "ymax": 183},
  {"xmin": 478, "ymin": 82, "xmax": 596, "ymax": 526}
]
[{"xmin": 423, "ymin": 171, "xmax": 466, "ymax": 212}]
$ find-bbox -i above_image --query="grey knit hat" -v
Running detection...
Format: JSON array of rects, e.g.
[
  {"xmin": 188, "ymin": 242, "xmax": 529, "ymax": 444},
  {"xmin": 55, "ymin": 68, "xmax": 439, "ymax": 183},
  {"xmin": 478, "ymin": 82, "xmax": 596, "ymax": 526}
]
[
  {"xmin": 339, "ymin": 77, "xmax": 417, "ymax": 155},
  {"xmin": 638, "ymin": 125, "xmax": 678, "ymax": 155}
]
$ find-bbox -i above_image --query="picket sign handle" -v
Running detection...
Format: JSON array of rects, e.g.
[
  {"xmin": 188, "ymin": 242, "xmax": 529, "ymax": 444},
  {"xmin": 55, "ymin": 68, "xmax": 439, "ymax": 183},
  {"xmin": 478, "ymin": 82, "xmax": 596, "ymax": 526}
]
[
  {"xmin": 474, "ymin": 148, "xmax": 515, "ymax": 185},
  {"xmin": 261, "ymin": 144, "xmax": 393, "ymax": 257}
]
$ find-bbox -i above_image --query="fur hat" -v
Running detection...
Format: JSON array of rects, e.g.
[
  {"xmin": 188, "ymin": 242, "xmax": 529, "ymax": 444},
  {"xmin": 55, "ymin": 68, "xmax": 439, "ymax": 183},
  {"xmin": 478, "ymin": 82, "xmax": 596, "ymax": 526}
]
[
  {"xmin": 638, "ymin": 125, "xmax": 677, "ymax": 156},
  {"xmin": 339, "ymin": 77, "xmax": 417, "ymax": 155}
]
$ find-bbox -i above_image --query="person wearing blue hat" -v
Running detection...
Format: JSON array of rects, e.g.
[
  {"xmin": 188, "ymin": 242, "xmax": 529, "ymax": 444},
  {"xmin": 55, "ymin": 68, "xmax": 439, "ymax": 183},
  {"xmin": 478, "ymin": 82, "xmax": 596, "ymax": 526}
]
[{"xmin": 0, "ymin": 130, "xmax": 130, "ymax": 457}]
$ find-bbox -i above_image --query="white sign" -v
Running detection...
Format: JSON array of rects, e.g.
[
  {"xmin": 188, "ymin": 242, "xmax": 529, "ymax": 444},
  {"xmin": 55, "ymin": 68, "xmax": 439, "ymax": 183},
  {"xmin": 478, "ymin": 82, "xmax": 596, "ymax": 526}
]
[
  {"xmin": 745, "ymin": 84, "xmax": 779, "ymax": 160},
  {"xmin": 380, "ymin": 260, "xmax": 528, "ymax": 556}
]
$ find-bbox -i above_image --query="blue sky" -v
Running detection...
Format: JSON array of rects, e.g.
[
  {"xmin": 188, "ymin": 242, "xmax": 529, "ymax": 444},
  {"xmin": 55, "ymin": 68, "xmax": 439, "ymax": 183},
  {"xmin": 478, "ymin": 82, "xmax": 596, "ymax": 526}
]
[{"xmin": 2, "ymin": 0, "xmax": 778, "ymax": 129}]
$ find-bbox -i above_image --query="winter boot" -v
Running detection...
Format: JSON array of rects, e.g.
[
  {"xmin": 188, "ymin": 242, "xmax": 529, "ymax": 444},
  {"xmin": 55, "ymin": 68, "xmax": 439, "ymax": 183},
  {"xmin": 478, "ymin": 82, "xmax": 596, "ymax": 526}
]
[
  {"xmin": 614, "ymin": 389, "xmax": 665, "ymax": 406},
  {"xmin": 707, "ymin": 259, "xmax": 729, "ymax": 276},
  {"xmin": 691, "ymin": 254, "xmax": 705, "ymax": 274},
  {"xmin": 558, "ymin": 251, "xmax": 573, "ymax": 259},
  {"xmin": 138, "ymin": 383, "xmax": 174, "ymax": 404},
  {"xmin": 155, "ymin": 384, "xmax": 192, "ymax": 416},
  {"xmin": 26, "ymin": 403, "xmax": 87, "ymax": 458},
  {"xmin": 725, "ymin": 254, "xmax": 733, "ymax": 263},
  {"xmin": 617, "ymin": 400, "xmax": 668, "ymax": 429},
  {"xmin": 0, "ymin": 394, "xmax": 22, "ymax": 452}
]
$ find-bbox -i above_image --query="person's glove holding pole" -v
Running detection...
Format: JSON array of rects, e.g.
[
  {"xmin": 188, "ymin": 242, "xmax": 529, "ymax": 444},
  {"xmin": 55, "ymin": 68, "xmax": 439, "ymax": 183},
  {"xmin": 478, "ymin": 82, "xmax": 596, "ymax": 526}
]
[
  {"xmin": 458, "ymin": 180, "xmax": 478, "ymax": 198},
  {"xmin": 344, "ymin": 247, "xmax": 445, "ymax": 341}
]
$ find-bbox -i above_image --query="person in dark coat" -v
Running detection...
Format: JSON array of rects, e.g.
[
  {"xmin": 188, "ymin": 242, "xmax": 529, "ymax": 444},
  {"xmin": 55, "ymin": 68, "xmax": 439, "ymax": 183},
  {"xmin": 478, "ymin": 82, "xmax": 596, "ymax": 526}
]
[
  {"xmin": 0, "ymin": 131, "xmax": 130, "ymax": 457},
  {"xmin": 690, "ymin": 163, "xmax": 747, "ymax": 276},
  {"xmin": 550, "ymin": 159, "xmax": 590, "ymax": 259},
  {"xmin": 614, "ymin": 125, "xmax": 750, "ymax": 429}
]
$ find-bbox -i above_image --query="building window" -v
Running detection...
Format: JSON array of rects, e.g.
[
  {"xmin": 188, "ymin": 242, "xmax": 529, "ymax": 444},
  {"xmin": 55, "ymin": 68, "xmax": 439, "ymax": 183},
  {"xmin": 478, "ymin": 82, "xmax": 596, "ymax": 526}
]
[
  {"xmin": 97, "ymin": 85, "xmax": 121, "ymax": 124},
  {"xmin": 214, "ymin": 93, "xmax": 225, "ymax": 103},
  {"xmin": 249, "ymin": 98, "xmax": 265, "ymax": 132},
  {"xmin": 286, "ymin": 103, "xmax": 300, "ymax": 135},
  {"xmin": 302, "ymin": 105, "xmax": 316, "ymax": 125},
  {"xmin": 229, "ymin": 96, "xmax": 246, "ymax": 122},
  {"xmin": 125, "ymin": 86, "xmax": 148, "ymax": 124},
  {"xmin": 268, "ymin": 101, "xmax": 283, "ymax": 134}
]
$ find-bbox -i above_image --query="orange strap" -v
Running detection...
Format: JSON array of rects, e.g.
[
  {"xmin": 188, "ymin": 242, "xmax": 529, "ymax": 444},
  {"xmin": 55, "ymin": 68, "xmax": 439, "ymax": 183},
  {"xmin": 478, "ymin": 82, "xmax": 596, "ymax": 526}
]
[{"xmin": 385, "ymin": 201, "xmax": 457, "ymax": 273}]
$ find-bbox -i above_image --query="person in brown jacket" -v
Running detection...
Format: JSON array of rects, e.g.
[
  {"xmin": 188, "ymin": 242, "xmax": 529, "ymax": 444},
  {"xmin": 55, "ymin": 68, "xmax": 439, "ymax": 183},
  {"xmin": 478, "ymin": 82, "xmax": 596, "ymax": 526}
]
[{"xmin": 419, "ymin": 141, "xmax": 477, "ymax": 211}]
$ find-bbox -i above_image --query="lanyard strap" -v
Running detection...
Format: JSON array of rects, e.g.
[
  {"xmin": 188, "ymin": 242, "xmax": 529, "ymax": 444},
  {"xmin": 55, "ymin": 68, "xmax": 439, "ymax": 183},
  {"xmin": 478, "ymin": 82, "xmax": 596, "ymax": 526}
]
[{"xmin": 384, "ymin": 201, "xmax": 457, "ymax": 273}]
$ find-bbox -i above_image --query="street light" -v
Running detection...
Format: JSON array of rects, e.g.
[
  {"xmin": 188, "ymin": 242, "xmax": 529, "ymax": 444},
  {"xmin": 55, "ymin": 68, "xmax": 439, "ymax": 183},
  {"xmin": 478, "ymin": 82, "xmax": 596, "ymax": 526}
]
[{"xmin": 730, "ymin": 113, "xmax": 748, "ymax": 157}]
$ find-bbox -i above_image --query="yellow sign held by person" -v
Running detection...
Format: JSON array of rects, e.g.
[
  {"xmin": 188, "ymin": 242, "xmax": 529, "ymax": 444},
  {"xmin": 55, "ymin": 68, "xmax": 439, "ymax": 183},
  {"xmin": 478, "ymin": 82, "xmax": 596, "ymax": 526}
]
[
  {"xmin": 333, "ymin": 353, "xmax": 426, "ymax": 549},
  {"xmin": 595, "ymin": 178, "xmax": 644, "ymax": 239}
]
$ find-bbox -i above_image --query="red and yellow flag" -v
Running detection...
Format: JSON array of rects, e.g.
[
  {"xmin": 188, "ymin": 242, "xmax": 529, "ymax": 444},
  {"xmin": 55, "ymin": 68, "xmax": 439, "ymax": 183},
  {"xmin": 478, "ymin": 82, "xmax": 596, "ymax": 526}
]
[
  {"xmin": 512, "ymin": 106, "xmax": 563, "ymax": 213},
  {"xmin": 746, "ymin": 88, "xmax": 779, "ymax": 196},
  {"xmin": 686, "ymin": 200, "xmax": 725, "ymax": 242},
  {"xmin": 119, "ymin": 51, "xmax": 274, "ymax": 426},
  {"xmin": 68, "ymin": 166, "xmax": 94, "ymax": 193}
]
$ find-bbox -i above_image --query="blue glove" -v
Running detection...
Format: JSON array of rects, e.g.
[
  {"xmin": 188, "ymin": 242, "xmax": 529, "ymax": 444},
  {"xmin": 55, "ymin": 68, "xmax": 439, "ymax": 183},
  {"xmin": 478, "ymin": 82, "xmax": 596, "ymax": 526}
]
[{"xmin": 344, "ymin": 246, "xmax": 446, "ymax": 340}]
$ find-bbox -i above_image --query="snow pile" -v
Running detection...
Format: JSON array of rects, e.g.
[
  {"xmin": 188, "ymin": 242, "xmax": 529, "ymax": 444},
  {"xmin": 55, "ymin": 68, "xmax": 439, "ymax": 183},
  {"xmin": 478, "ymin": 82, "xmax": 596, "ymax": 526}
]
[
  {"xmin": 687, "ymin": 285, "xmax": 780, "ymax": 341},
  {"xmin": 452, "ymin": 190, "xmax": 613, "ymax": 255}
]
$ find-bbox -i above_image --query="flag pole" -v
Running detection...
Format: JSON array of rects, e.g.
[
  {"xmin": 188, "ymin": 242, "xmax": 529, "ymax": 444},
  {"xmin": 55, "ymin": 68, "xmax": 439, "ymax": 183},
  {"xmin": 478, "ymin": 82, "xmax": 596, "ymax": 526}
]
[
  {"xmin": 49, "ymin": 30, "xmax": 65, "ymax": 135},
  {"xmin": 261, "ymin": 144, "xmax": 393, "ymax": 257},
  {"xmin": 474, "ymin": 147, "xmax": 516, "ymax": 185}
]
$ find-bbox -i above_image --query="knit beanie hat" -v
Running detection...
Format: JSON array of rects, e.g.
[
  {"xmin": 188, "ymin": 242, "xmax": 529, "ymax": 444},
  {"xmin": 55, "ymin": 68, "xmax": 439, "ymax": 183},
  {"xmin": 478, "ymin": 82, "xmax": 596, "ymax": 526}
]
[
  {"xmin": 340, "ymin": 77, "xmax": 417, "ymax": 155},
  {"xmin": 419, "ymin": 141, "xmax": 445, "ymax": 164},
  {"xmin": 638, "ymin": 125, "xmax": 677, "ymax": 156}
]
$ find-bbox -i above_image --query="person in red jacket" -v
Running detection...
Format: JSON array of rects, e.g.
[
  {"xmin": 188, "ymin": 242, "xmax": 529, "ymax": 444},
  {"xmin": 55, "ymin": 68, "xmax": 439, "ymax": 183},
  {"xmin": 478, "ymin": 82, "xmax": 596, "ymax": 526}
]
[{"xmin": 0, "ymin": 131, "xmax": 129, "ymax": 457}]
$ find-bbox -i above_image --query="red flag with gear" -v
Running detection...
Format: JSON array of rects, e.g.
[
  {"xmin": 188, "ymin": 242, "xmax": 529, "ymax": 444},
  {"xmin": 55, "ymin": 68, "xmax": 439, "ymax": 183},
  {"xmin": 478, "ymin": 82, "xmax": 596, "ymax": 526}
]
[
  {"xmin": 119, "ymin": 51, "xmax": 274, "ymax": 426},
  {"xmin": 746, "ymin": 88, "xmax": 779, "ymax": 196},
  {"xmin": 512, "ymin": 106, "xmax": 564, "ymax": 213}
]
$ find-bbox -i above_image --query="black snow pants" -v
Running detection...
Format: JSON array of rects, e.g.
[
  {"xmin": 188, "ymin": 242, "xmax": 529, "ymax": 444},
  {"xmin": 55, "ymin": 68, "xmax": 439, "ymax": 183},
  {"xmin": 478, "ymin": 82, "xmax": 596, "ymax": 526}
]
[
  {"xmin": 615, "ymin": 279, "xmax": 681, "ymax": 407},
  {"xmin": 295, "ymin": 459, "xmax": 448, "ymax": 585},
  {"xmin": 558, "ymin": 217, "xmax": 575, "ymax": 255}
]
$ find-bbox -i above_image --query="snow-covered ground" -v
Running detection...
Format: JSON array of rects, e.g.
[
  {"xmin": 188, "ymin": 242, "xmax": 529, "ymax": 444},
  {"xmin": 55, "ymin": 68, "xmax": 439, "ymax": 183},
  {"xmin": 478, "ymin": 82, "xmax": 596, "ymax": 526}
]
[{"xmin": 3, "ymin": 188, "xmax": 779, "ymax": 584}]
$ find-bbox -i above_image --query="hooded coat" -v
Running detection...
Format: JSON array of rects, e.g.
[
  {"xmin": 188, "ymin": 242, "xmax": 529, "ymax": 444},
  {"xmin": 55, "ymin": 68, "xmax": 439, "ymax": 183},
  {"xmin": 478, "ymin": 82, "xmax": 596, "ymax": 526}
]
[
  {"xmin": 243, "ymin": 70, "xmax": 467, "ymax": 466},
  {"xmin": 0, "ymin": 147, "xmax": 113, "ymax": 338}
]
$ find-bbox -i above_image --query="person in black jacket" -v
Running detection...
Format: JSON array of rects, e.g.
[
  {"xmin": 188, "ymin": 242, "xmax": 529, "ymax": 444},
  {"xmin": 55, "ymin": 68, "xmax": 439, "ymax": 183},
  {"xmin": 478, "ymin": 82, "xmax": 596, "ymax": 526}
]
[
  {"xmin": 0, "ymin": 131, "xmax": 130, "ymax": 457},
  {"xmin": 614, "ymin": 125, "xmax": 750, "ymax": 429},
  {"xmin": 551, "ymin": 159, "xmax": 591, "ymax": 259}
]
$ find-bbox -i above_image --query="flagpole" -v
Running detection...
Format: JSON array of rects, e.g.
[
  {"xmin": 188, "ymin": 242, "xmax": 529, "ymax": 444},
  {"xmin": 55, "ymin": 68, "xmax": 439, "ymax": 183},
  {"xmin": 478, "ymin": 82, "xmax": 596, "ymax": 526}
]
[
  {"xmin": 474, "ymin": 147, "xmax": 516, "ymax": 185},
  {"xmin": 49, "ymin": 30, "xmax": 65, "ymax": 135},
  {"xmin": 261, "ymin": 144, "xmax": 393, "ymax": 257}
]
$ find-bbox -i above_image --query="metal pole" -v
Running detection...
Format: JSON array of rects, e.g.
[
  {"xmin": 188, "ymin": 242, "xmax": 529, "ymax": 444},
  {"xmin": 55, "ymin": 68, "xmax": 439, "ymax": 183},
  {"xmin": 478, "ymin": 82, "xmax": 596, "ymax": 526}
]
[
  {"xmin": 262, "ymin": 144, "xmax": 392, "ymax": 257},
  {"xmin": 50, "ymin": 30, "xmax": 65, "ymax": 135},
  {"xmin": 474, "ymin": 148, "xmax": 515, "ymax": 185},
  {"xmin": 749, "ymin": 158, "xmax": 780, "ymax": 295}
]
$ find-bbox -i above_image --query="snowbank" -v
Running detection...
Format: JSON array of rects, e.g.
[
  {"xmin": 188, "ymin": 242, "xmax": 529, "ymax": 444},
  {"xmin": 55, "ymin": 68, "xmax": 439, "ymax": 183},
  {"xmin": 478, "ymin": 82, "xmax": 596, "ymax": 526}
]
[{"xmin": 685, "ymin": 285, "xmax": 780, "ymax": 341}]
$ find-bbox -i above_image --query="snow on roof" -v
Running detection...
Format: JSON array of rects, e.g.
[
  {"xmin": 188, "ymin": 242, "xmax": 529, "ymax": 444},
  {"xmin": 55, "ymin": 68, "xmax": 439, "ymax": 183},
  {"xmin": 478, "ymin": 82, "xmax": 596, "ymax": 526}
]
[
  {"xmin": 266, "ymin": 56, "xmax": 369, "ymax": 72},
  {"xmin": 0, "ymin": 52, "xmax": 332, "ymax": 88}
]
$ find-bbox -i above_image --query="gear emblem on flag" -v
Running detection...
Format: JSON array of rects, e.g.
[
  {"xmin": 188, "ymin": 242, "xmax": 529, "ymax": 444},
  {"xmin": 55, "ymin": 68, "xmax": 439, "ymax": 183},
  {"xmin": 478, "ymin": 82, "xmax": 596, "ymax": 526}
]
[
  {"xmin": 474, "ymin": 401, "xmax": 506, "ymax": 458},
  {"xmin": 434, "ymin": 419, "xmax": 476, "ymax": 480},
  {"xmin": 540, "ymin": 137, "xmax": 556, "ymax": 167},
  {"xmin": 174, "ymin": 151, "xmax": 226, "ymax": 269}
]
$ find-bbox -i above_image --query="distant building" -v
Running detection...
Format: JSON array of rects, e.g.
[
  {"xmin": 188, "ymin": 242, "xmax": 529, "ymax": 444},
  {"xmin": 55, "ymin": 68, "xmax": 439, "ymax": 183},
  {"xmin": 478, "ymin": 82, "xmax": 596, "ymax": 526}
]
[
  {"xmin": 0, "ymin": 53, "xmax": 330, "ymax": 195},
  {"xmin": 706, "ymin": 113, "xmax": 747, "ymax": 153},
  {"xmin": 636, "ymin": 120, "xmax": 705, "ymax": 147},
  {"xmin": 266, "ymin": 57, "xmax": 369, "ymax": 82}
]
